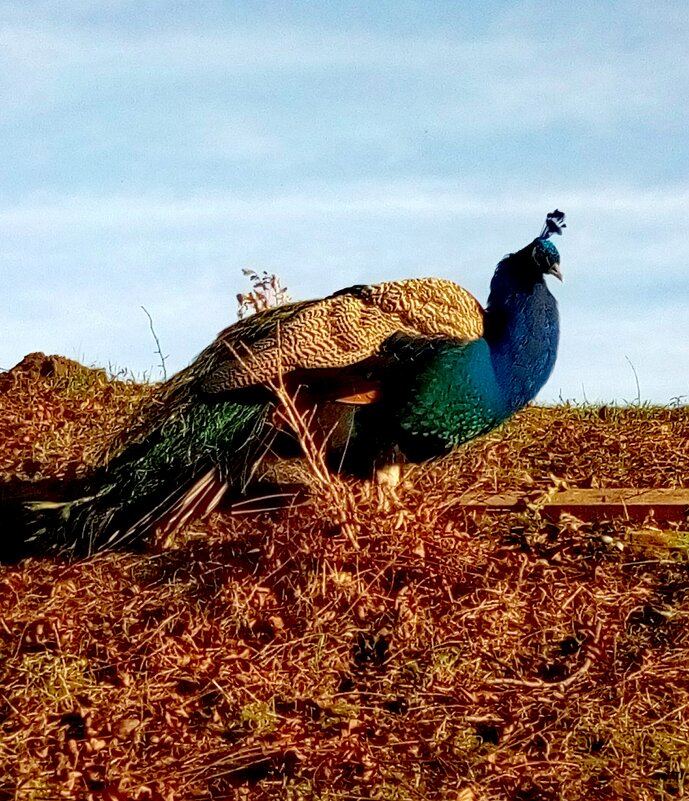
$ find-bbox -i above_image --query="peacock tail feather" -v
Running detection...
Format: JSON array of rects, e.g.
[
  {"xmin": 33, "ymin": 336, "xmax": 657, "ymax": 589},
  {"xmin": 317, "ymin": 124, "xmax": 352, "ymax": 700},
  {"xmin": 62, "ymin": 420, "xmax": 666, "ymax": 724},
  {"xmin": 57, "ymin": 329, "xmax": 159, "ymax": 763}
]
[{"xmin": 15, "ymin": 396, "xmax": 271, "ymax": 558}]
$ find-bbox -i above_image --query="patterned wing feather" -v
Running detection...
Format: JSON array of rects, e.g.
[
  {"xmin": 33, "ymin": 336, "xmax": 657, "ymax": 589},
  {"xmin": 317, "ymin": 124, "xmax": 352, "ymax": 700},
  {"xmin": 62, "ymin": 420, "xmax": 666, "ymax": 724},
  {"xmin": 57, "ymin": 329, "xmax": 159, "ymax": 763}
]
[{"xmin": 200, "ymin": 278, "xmax": 484, "ymax": 394}]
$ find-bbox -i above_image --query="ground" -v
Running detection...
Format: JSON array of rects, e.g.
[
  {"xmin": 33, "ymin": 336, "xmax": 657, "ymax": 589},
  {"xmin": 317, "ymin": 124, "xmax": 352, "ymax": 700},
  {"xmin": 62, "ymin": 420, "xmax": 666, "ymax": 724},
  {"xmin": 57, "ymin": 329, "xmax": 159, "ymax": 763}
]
[{"xmin": 1, "ymin": 354, "xmax": 688, "ymax": 801}]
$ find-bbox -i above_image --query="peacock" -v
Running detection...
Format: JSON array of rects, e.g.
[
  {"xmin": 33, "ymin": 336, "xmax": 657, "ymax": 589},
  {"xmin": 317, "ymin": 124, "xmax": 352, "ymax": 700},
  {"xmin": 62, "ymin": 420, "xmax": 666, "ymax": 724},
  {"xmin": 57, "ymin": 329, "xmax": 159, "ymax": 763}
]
[{"xmin": 0, "ymin": 210, "xmax": 564, "ymax": 562}]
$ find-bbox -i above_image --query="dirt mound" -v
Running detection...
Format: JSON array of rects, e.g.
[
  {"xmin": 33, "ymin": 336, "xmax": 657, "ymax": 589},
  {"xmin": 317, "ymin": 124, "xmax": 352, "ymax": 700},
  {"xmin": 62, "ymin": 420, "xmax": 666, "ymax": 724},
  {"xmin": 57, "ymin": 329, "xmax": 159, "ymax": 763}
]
[
  {"xmin": 0, "ymin": 352, "xmax": 106, "ymax": 392},
  {"xmin": 0, "ymin": 353, "xmax": 148, "ymax": 482}
]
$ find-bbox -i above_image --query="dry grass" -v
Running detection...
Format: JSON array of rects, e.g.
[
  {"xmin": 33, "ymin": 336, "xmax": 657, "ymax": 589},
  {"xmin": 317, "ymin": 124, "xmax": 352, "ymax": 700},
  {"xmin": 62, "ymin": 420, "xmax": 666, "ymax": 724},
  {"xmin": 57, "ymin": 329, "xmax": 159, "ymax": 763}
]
[
  {"xmin": 0, "ymin": 353, "xmax": 151, "ymax": 483},
  {"xmin": 1, "ymin": 355, "xmax": 689, "ymax": 800}
]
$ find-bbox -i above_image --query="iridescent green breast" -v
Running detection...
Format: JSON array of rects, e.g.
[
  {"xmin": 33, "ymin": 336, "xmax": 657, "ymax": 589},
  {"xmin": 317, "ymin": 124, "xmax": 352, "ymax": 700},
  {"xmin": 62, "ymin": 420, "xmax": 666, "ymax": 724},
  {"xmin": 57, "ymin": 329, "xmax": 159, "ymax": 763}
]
[{"xmin": 394, "ymin": 339, "xmax": 510, "ymax": 461}]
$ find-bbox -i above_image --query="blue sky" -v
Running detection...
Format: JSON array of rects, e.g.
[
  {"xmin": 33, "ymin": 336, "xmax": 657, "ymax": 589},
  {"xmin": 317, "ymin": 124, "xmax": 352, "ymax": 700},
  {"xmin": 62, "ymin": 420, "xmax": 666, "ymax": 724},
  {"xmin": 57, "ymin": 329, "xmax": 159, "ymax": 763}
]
[{"xmin": 2, "ymin": 0, "xmax": 688, "ymax": 403}]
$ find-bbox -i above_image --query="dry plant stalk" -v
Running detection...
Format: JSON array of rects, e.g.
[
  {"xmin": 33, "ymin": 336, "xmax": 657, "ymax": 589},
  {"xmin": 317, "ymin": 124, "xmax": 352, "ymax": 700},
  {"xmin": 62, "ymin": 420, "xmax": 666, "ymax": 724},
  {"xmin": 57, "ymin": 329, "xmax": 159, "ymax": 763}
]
[
  {"xmin": 221, "ymin": 328, "xmax": 360, "ymax": 544},
  {"xmin": 236, "ymin": 270, "xmax": 291, "ymax": 319},
  {"xmin": 268, "ymin": 372, "xmax": 360, "ymax": 547}
]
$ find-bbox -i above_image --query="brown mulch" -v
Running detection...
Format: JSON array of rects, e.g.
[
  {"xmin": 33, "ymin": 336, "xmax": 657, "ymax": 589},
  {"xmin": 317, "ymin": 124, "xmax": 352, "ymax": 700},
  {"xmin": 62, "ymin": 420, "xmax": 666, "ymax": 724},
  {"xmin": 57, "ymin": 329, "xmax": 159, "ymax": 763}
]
[{"xmin": 1, "ymin": 355, "xmax": 688, "ymax": 801}]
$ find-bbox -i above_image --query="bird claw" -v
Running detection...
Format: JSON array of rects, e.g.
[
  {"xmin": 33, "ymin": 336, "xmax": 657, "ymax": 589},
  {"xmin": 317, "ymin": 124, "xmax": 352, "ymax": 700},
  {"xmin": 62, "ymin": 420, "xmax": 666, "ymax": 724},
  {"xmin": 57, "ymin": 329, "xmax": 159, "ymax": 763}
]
[{"xmin": 375, "ymin": 463, "xmax": 402, "ymax": 489}]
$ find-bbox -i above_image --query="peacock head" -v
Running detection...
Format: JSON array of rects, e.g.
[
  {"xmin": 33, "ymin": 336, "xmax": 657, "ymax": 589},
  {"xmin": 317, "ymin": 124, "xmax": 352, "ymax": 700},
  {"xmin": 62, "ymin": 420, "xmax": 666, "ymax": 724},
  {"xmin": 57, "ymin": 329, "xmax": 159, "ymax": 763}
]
[
  {"xmin": 531, "ymin": 238, "xmax": 562, "ymax": 282},
  {"xmin": 490, "ymin": 209, "xmax": 566, "ymax": 297},
  {"xmin": 532, "ymin": 209, "xmax": 566, "ymax": 281}
]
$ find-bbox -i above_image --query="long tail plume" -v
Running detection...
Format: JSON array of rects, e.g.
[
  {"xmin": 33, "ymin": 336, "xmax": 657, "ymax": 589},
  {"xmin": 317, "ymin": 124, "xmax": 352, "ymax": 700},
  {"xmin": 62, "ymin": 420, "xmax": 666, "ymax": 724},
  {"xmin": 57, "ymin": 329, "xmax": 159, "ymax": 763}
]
[{"xmin": 0, "ymin": 398, "xmax": 272, "ymax": 562}]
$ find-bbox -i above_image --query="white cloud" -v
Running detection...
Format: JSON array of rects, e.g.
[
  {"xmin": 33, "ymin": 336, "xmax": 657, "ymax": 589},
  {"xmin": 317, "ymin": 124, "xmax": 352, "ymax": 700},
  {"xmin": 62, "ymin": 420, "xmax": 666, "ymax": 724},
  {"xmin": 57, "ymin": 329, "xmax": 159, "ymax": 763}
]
[
  {"xmin": 2, "ymin": 6, "xmax": 687, "ymax": 135},
  {"xmin": 2, "ymin": 181, "xmax": 689, "ymax": 235}
]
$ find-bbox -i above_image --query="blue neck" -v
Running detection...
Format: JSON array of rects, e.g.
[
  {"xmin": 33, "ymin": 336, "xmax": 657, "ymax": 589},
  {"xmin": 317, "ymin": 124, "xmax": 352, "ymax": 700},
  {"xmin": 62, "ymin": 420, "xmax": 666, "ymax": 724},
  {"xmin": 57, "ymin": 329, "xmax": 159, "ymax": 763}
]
[
  {"xmin": 484, "ymin": 251, "xmax": 559, "ymax": 413},
  {"xmin": 377, "ymin": 238, "xmax": 561, "ymax": 463}
]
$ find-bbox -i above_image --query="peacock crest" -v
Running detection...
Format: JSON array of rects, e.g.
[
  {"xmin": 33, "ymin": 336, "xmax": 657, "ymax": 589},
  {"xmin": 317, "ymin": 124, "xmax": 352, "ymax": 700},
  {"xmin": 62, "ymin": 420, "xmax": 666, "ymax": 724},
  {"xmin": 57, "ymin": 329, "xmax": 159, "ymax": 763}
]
[{"xmin": 540, "ymin": 209, "xmax": 566, "ymax": 239}]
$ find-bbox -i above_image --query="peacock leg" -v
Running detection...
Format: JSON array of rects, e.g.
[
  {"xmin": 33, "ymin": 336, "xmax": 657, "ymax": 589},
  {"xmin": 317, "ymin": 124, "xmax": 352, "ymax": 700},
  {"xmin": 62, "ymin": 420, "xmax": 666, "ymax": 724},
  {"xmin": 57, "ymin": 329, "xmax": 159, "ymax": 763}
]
[{"xmin": 372, "ymin": 445, "xmax": 404, "ymax": 511}]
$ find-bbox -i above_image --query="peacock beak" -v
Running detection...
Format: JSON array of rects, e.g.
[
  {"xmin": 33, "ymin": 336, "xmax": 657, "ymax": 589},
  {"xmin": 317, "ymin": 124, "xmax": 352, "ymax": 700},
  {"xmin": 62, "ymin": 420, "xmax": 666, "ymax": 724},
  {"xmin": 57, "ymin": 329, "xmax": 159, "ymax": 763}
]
[{"xmin": 547, "ymin": 263, "xmax": 563, "ymax": 282}]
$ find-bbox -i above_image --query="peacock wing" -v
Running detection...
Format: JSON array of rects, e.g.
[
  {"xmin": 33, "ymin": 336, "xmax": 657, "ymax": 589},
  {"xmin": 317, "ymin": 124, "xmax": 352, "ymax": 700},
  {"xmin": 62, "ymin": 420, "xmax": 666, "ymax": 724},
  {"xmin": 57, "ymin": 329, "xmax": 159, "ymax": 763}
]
[
  {"xmin": 199, "ymin": 278, "xmax": 484, "ymax": 396},
  {"xmin": 354, "ymin": 278, "xmax": 484, "ymax": 340}
]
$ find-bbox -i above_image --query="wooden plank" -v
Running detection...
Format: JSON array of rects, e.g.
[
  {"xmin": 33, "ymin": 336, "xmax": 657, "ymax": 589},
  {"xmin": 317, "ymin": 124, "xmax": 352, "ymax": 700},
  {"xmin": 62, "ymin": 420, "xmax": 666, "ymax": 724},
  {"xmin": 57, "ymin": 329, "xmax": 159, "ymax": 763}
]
[{"xmin": 458, "ymin": 488, "xmax": 689, "ymax": 522}]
